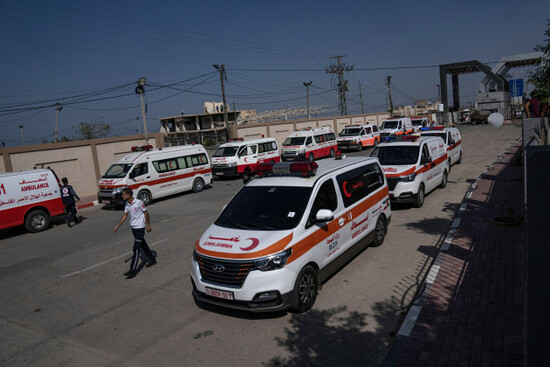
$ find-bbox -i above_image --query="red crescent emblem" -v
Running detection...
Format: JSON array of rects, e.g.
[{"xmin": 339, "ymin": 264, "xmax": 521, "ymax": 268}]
[
  {"xmin": 240, "ymin": 238, "xmax": 260, "ymax": 251},
  {"xmin": 342, "ymin": 181, "xmax": 352, "ymax": 198}
]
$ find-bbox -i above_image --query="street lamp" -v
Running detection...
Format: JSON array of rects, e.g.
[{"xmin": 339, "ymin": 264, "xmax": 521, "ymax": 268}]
[{"xmin": 135, "ymin": 77, "xmax": 148, "ymax": 144}]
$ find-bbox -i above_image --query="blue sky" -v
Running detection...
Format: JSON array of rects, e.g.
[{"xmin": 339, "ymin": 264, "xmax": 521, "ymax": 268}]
[{"xmin": 1, "ymin": 0, "xmax": 548, "ymax": 147}]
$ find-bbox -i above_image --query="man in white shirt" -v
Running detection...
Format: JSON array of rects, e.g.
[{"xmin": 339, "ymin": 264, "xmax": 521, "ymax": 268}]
[{"xmin": 113, "ymin": 188, "xmax": 157, "ymax": 278}]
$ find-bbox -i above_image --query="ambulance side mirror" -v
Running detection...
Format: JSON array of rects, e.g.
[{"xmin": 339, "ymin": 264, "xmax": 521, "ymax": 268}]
[{"xmin": 315, "ymin": 209, "xmax": 334, "ymax": 222}]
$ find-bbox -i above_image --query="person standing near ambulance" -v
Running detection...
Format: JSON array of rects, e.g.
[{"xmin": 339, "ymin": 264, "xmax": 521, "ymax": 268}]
[
  {"xmin": 113, "ymin": 188, "xmax": 157, "ymax": 279},
  {"xmin": 61, "ymin": 177, "xmax": 80, "ymax": 227}
]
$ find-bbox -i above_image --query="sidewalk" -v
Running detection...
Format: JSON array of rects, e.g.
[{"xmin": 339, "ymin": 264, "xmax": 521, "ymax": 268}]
[
  {"xmin": 76, "ymin": 194, "xmax": 99, "ymax": 210},
  {"xmin": 385, "ymin": 140, "xmax": 525, "ymax": 366}
]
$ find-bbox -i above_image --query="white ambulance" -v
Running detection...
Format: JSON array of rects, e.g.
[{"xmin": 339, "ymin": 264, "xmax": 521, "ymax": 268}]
[
  {"xmin": 410, "ymin": 116, "xmax": 431, "ymax": 133},
  {"xmin": 97, "ymin": 144, "xmax": 212, "ymax": 206},
  {"xmin": 281, "ymin": 127, "xmax": 337, "ymax": 161},
  {"xmin": 370, "ymin": 135, "xmax": 449, "ymax": 207},
  {"xmin": 337, "ymin": 124, "xmax": 381, "ymax": 151},
  {"xmin": 211, "ymin": 138, "xmax": 280, "ymax": 181},
  {"xmin": 0, "ymin": 169, "xmax": 65, "ymax": 232},
  {"xmin": 420, "ymin": 126, "xmax": 463, "ymax": 168},
  {"xmin": 191, "ymin": 157, "xmax": 391, "ymax": 313},
  {"xmin": 379, "ymin": 117, "xmax": 413, "ymax": 140}
]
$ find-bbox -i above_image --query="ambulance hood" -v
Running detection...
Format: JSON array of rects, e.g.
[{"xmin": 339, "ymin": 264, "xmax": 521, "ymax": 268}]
[
  {"xmin": 196, "ymin": 224, "xmax": 293, "ymax": 260},
  {"xmin": 382, "ymin": 164, "xmax": 416, "ymax": 177}
]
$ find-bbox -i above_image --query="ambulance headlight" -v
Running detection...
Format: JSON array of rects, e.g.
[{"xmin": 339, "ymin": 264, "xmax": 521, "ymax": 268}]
[
  {"xmin": 398, "ymin": 173, "xmax": 416, "ymax": 182},
  {"xmin": 227, "ymin": 162, "xmax": 237, "ymax": 167},
  {"xmin": 254, "ymin": 249, "xmax": 292, "ymax": 271},
  {"xmin": 297, "ymin": 149, "xmax": 305, "ymax": 154},
  {"xmin": 115, "ymin": 187, "xmax": 125, "ymax": 193}
]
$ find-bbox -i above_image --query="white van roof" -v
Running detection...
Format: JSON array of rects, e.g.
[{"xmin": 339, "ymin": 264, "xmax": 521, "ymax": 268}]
[
  {"xmin": 0, "ymin": 168, "xmax": 54, "ymax": 179},
  {"xmin": 218, "ymin": 137, "xmax": 276, "ymax": 148},
  {"xmin": 247, "ymin": 157, "xmax": 380, "ymax": 188},
  {"xmin": 115, "ymin": 144, "xmax": 206, "ymax": 164},
  {"xmin": 377, "ymin": 135, "xmax": 443, "ymax": 147},
  {"xmin": 287, "ymin": 126, "xmax": 334, "ymax": 137}
]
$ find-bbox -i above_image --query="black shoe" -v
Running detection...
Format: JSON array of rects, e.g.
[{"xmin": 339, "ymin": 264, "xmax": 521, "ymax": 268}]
[
  {"xmin": 146, "ymin": 259, "xmax": 157, "ymax": 268},
  {"xmin": 123, "ymin": 270, "xmax": 136, "ymax": 278},
  {"xmin": 66, "ymin": 220, "xmax": 72, "ymax": 228}
]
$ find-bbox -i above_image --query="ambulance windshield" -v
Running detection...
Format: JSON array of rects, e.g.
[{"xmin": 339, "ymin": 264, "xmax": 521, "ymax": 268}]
[
  {"xmin": 216, "ymin": 186, "xmax": 312, "ymax": 230},
  {"xmin": 283, "ymin": 137, "xmax": 306, "ymax": 146},
  {"xmin": 371, "ymin": 146, "xmax": 420, "ymax": 165},
  {"xmin": 213, "ymin": 146, "xmax": 239, "ymax": 157},
  {"xmin": 102, "ymin": 164, "xmax": 133, "ymax": 178},
  {"xmin": 381, "ymin": 121, "xmax": 398, "ymax": 129},
  {"xmin": 339, "ymin": 127, "xmax": 362, "ymax": 136},
  {"xmin": 411, "ymin": 119, "xmax": 424, "ymax": 126}
]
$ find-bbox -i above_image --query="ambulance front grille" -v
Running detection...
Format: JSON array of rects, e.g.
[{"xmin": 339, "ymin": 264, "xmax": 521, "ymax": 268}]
[
  {"xmin": 386, "ymin": 177, "xmax": 399, "ymax": 191},
  {"xmin": 195, "ymin": 253, "xmax": 255, "ymax": 288}
]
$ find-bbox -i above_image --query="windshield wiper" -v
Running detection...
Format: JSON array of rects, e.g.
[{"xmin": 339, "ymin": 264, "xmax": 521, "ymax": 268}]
[
  {"xmin": 218, "ymin": 214, "xmax": 248, "ymax": 229},
  {"xmin": 244, "ymin": 223, "xmax": 278, "ymax": 230}
]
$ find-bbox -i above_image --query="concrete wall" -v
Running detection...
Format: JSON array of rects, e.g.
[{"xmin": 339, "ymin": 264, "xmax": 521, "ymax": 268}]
[
  {"xmin": 230, "ymin": 112, "xmax": 391, "ymax": 148},
  {"xmin": 0, "ymin": 133, "xmax": 164, "ymax": 199}
]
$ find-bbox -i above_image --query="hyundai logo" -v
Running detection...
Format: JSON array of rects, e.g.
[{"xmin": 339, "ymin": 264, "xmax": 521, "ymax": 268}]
[{"xmin": 212, "ymin": 264, "xmax": 225, "ymax": 273}]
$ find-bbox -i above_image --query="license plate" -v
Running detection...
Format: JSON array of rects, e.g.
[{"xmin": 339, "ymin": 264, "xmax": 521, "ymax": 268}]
[
  {"xmin": 205, "ymin": 287, "xmax": 234, "ymax": 300},
  {"xmin": 103, "ymin": 200, "xmax": 110, "ymax": 204},
  {"xmin": 216, "ymin": 172, "xmax": 224, "ymax": 176}
]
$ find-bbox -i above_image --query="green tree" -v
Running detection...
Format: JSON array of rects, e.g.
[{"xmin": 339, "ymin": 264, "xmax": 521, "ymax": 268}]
[
  {"xmin": 73, "ymin": 120, "xmax": 111, "ymax": 140},
  {"xmin": 529, "ymin": 19, "xmax": 550, "ymax": 100}
]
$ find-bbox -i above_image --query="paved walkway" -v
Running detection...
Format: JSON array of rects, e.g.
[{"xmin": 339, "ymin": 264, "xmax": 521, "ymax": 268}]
[{"xmin": 385, "ymin": 140, "xmax": 525, "ymax": 366}]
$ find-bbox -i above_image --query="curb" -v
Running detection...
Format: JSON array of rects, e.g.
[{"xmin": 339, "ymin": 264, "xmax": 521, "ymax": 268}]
[
  {"xmin": 77, "ymin": 200, "xmax": 99, "ymax": 210},
  {"xmin": 383, "ymin": 137, "xmax": 522, "ymax": 366}
]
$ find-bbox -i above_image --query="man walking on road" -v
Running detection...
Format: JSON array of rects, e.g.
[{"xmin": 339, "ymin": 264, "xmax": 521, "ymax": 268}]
[
  {"xmin": 61, "ymin": 177, "xmax": 80, "ymax": 227},
  {"xmin": 113, "ymin": 188, "xmax": 157, "ymax": 279}
]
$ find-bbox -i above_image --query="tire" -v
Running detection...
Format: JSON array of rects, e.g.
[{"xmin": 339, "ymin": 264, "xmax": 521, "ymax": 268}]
[
  {"xmin": 291, "ymin": 265, "xmax": 318, "ymax": 313},
  {"xmin": 414, "ymin": 184, "xmax": 425, "ymax": 208},
  {"xmin": 329, "ymin": 148, "xmax": 335, "ymax": 158},
  {"xmin": 448, "ymin": 159, "xmax": 452, "ymax": 173},
  {"xmin": 457, "ymin": 151, "xmax": 462, "ymax": 164},
  {"xmin": 24, "ymin": 210, "xmax": 50, "ymax": 233},
  {"xmin": 242, "ymin": 168, "xmax": 252, "ymax": 184},
  {"xmin": 308, "ymin": 153, "xmax": 314, "ymax": 162},
  {"xmin": 192, "ymin": 177, "xmax": 205, "ymax": 193},
  {"xmin": 371, "ymin": 215, "xmax": 387, "ymax": 247},
  {"xmin": 137, "ymin": 190, "xmax": 152, "ymax": 206},
  {"xmin": 439, "ymin": 170, "xmax": 448, "ymax": 189}
]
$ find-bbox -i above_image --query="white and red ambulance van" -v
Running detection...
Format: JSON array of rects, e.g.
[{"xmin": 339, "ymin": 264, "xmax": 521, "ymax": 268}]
[
  {"xmin": 281, "ymin": 127, "xmax": 337, "ymax": 161},
  {"xmin": 410, "ymin": 116, "xmax": 431, "ymax": 133},
  {"xmin": 379, "ymin": 117, "xmax": 413, "ymax": 140},
  {"xmin": 191, "ymin": 157, "xmax": 391, "ymax": 313},
  {"xmin": 337, "ymin": 124, "xmax": 381, "ymax": 151},
  {"xmin": 97, "ymin": 144, "xmax": 212, "ymax": 206},
  {"xmin": 0, "ymin": 169, "xmax": 65, "ymax": 232},
  {"xmin": 370, "ymin": 135, "xmax": 449, "ymax": 207},
  {"xmin": 420, "ymin": 126, "xmax": 463, "ymax": 168},
  {"xmin": 211, "ymin": 138, "xmax": 280, "ymax": 181}
]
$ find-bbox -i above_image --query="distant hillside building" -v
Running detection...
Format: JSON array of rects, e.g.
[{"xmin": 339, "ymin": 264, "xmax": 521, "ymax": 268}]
[{"xmin": 159, "ymin": 102, "xmax": 256, "ymax": 146}]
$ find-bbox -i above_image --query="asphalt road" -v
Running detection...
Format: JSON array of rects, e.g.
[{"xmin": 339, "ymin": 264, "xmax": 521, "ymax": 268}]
[{"xmin": 0, "ymin": 123, "xmax": 521, "ymax": 366}]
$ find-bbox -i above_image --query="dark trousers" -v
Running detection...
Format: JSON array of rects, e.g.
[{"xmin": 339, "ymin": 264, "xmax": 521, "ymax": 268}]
[
  {"xmin": 65, "ymin": 203, "xmax": 77, "ymax": 223},
  {"xmin": 130, "ymin": 228, "xmax": 155, "ymax": 271}
]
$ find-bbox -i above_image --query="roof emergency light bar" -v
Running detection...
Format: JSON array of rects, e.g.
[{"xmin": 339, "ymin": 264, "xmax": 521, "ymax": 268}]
[
  {"xmin": 257, "ymin": 161, "xmax": 318, "ymax": 178},
  {"xmin": 402, "ymin": 135, "xmax": 420, "ymax": 141},
  {"xmin": 131, "ymin": 145, "xmax": 153, "ymax": 152}
]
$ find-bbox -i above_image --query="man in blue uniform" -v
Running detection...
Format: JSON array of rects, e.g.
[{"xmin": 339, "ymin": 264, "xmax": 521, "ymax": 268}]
[{"xmin": 60, "ymin": 177, "xmax": 80, "ymax": 227}]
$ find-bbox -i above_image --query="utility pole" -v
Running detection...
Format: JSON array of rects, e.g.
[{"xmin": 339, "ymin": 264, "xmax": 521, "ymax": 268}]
[
  {"xmin": 54, "ymin": 103, "xmax": 62, "ymax": 142},
  {"xmin": 436, "ymin": 84, "xmax": 441, "ymax": 102},
  {"xmin": 136, "ymin": 117, "xmax": 141, "ymax": 134},
  {"xmin": 213, "ymin": 64, "xmax": 229, "ymax": 127},
  {"xmin": 359, "ymin": 81, "xmax": 365, "ymax": 114},
  {"xmin": 19, "ymin": 125, "xmax": 25, "ymax": 145},
  {"xmin": 325, "ymin": 55, "xmax": 354, "ymax": 116},
  {"xmin": 386, "ymin": 76, "xmax": 394, "ymax": 115},
  {"xmin": 135, "ymin": 77, "xmax": 149, "ymax": 144},
  {"xmin": 303, "ymin": 81, "xmax": 312, "ymax": 118}
]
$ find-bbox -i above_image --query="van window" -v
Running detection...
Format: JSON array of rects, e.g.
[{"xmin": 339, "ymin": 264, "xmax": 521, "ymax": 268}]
[
  {"xmin": 306, "ymin": 137, "xmax": 313, "ymax": 146},
  {"xmin": 328, "ymin": 132, "xmax": 335, "ymax": 141},
  {"xmin": 213, "ymin": 146, "xmax": 238, "ymax": 157},
  {"xmin": 258, "ymin": 142, "xmax": 275, "ymax": 153},
  {"xmin": 307, "ymin": 179, "xmax": 338, "ymax": 228},
  {"xmin": 422, "ymin": 144, "xmax": 431, "ymax": 160},
  {"xmin": 372, "ymin": 126, "xmax": 378, "ymax": 132},
  {"xmin": 131, "ymin": 163, "xmax": 148, "ymax": 177},
  {"xmin": 366, "ymin": 127, "xmax": 372, "ymax": 134},
  {"xmin": 314, "ymin": 135, "xmax": 323, "ymax": 143},
  {"xmin": 336, "ymin": 163, "xmax": 384, "ymax": 208},
  {"xmin": 153, "ymin": 153, "xmax": 208, "ymax": 173}
]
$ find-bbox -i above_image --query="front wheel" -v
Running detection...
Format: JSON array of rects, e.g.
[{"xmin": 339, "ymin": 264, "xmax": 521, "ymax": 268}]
[
  {"xmin": 291, "ymin": 265, "xmax": 318, "ymax": 313},
  {"xmin": 457, "ymin": 151, "xmax": 462, "ymax": 164},
  {"xmin": 371, "ymin": 215, "xmax": 387, "ymax": 247},
  {"xmin": 414, "ymin": 184, "xmax": 425, "ymax": 208},
  {"xmin": 192, "ymin": 177, "xmax": 205, "ymax": 193},
  {"xmin": 25, "ymin": 210, "xmax": 50, "ymax": 233},
  {"xmin": 242, "ymin": 168, "xmax": 252, "ymax": 184},
  {"xmin": 137, "ymin": 190, "xmax": 152, "ymax": 206}
]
